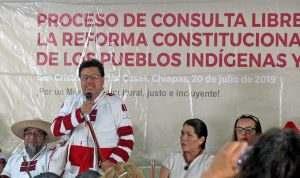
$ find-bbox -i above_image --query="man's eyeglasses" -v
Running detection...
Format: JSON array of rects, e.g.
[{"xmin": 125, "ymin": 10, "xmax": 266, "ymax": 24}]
[
  {"xmin": 80, "ymin": 74, "xmax": 101, "ymax": 82},
  {"xmin": 24, "ymin": 131, "xmax": 46, "ymax": 138},
  {"xmin": 235, "ymin": 127, "xmax": 256, "ymax": 134}
]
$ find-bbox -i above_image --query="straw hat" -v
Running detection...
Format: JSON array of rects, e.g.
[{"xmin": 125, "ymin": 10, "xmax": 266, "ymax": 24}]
[{"xmin": 11, "ymin": 118, "xmax": 58, "ymax": 143}]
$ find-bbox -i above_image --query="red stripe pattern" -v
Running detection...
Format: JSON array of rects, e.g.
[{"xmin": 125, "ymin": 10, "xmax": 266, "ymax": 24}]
[
  {"xmin": 110, "ymin": 148, "xmax": 129, "ymax": 163},
  {"xmin": 20, "ymin": 160, "xmax": 37, "ymax": 172},
  {"xmin": 52, "ymin": 116, "xmax": 64, "ymax": 136},
  {"xmin": 52, "ymin": 108, "xmax": 85, "ymax": 136},
  {"xmin": 90, "ymin": 110, "xmax": 97, "ymax": 121},
  {"xmin": 62, "ymin": 114, "xmax": 74, "ymax": 130},
  {"xmin": 118, "ymin": 126, "xmax": 133, "ymax": 137},
  {"xmin": 106, "ymin": 102, "xmax": 134, "ymax": 163},
  {"xmin": 107, "ymin": 125, "xmax": 134, "ymax": 162},
  {"xmin": 121, "ymin": 104, "xmax": 127, "ymax": 111},
  {"xmin": 119, "ymin": 139, "xmax": 134, "ymax": 150}
]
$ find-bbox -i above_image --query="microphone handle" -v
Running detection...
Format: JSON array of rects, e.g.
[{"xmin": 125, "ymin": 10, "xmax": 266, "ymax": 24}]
[
  {"xmin": 85, "ymin": 118, "xmax": 104, "ymax": 162},
  {"xmin": 84, "ymin": 113, "xmax": 90, "ymax": 121}
]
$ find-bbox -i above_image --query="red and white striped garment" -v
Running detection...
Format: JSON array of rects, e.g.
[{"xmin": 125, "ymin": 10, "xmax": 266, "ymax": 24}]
[
  {"xmin": 50, "ymin": 90, "xmax": 134, "ymax": 175},
  {"xmin": 1, "ymin": 147, "xmax": 50, "ymax": 178}
]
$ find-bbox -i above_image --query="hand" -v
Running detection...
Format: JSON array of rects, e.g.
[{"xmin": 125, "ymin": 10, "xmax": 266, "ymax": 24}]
[
  {"xmin": 201, "ymin": 141, "xmax": 248, "ymax": 178},
  {"xmin": 100, "ymin": 160, "xmax": 115, "ymax": 173},
  {"xmin": 80, "ymin": 100, "xmax": 94, "ymax": 115}
]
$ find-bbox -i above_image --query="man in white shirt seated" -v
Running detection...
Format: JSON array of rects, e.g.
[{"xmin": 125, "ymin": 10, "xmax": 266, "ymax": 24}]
[{"xmin": 1, "ymin": 119, "xmax": 58, "ymax": 178}]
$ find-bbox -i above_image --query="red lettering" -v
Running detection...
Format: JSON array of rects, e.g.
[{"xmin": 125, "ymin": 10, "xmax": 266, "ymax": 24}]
[
  {"xmin": 37, "ymin": 52, "xmax": 48, "ymax": 65},
  {"xmin": 60, "ymin": 13, "xmax": 72, "ymax": 27},
  {"xmin": 48, "ymin": 13, "xmax": 58, "ymax": 27},
  {"xmin": 63, "ymin": 32, "xmax": 72, "ymax": 46},
  {"xmin": 73, "ymin": 13, "xmax": 83, "ymax": 27},
  {"xmin": 151, "ymin": 13, "xmax": 162, "ymax": 27},
  {"xmin": 136, "ymin": 13, "xmax": 146, "ymax": 27},
  {"xmin": 37, "ymin": 13, "xmax": 47, "ymax": 26},
  {"xmin": 95, "ymin": 13, "xmax": 105, "ymax": 27},
  {"xmin": 136, "ymin": 53, "xmax": 147, "ymax": 66},
  {"xmin": 36, "ymin": 52, "xmax": 58, "ymax": 66},
  {"xmin": 153, "ymin": 33, "xmax": 164, "ymax": 46},
  {"xmin": 124, "ymin": 13, "xmax": 135, "ymax": 27},
  {"xmin": 85, "ymin": 13, "xmax": 94, "ymax": 27},
  {"xmin": 124, "ymin": 13, "xmax": 146, "ymax": 27}
]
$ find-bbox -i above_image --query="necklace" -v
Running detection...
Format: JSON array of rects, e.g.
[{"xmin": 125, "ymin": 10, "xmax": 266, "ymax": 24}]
[
  {"xmin": 183, "ymin": 150, "xmax": 203, "ymax": 171},
  {"xmin": 183, "ymin": 149, "xmax": 203, "ymax": 164},
  {"xmin": 22, "ymin": 156, "xmax": 33, "ymax": 178},
  {"xmin": 20, "ymin": 147, "xmax": 46, "ymax": 177}
]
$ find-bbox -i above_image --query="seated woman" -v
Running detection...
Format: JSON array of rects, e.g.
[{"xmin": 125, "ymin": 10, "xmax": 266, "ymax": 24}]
[
  {"xmin": 202, "ymin": 127, "xmax": 300, "ymax": 178},
  {"xmin": 159, "ymin": 118, "xmax": 214, "ymax": 178},
  {"xmin": 232, "ymin": 114, "xmax": 262, "ymax": 145}
]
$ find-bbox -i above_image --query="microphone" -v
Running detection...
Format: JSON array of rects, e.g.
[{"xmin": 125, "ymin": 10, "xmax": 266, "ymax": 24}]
[
  {"xmin": 84, "ymin": 92, "xmax": 93, "ymax": 121},
  {"xmin": 85, "ymin": 92, "xmax": 93, "ymax": 101},
  {"xmin": 184, "ymin": 165, "xmax": 189, "ymax": 171}
]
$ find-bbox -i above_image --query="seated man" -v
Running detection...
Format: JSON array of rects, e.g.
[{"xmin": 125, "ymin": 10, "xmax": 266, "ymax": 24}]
[{"xmin": 1, "ymin": 119, "xmax": 58, "ymax": 178}]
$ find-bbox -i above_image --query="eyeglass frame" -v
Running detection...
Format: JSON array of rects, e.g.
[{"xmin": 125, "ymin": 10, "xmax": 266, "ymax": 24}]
[
  {"xmin": 24, "ymin": 128, "xmax": 47, "ymax": 138},
  {"xmin": 80, "ymin": 74, "xmax": 102, "ymax": 82},
  {"xmin": 233, "ymin": 114, "xmax": 262, "ymax": 141},
  {"xmin": 235, "ymin": 127, "xmax": 257, "ymax": 134}
]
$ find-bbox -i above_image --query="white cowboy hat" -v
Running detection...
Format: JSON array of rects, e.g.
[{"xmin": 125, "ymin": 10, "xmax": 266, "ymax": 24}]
[{"xmin": 11, "ymin": 118, "xmax": 58, "ymax": 143}]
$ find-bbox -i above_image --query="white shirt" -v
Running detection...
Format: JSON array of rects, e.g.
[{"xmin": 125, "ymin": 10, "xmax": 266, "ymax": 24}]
[
  {"xmin": 162, "ymin": 151, "xmax": 214, "ymax": 178},
  {"xmin": 51, "ymin": 91, "xmax": 134, "ymax": 177},
  {"xmin": 1, "ymin": 146, "xmax": 50, "ymax": 178}
]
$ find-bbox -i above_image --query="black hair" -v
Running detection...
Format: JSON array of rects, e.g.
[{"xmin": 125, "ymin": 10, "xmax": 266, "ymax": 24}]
[
  {"xmin": 33, "ymin": 172, "xmax": 61, "ymax": 178},
  {"xmin": 183, "ymin": 118, "xmax": 208, "ymax": 149},
  {"xmin": 233, "ymin": 114, "xmax": 262, "ymax": 141},
  {"xmin": 75, "ymin": 170, "xmax": 101, "ymax": 178},
  {"xmin": 238, "ymin": 128, "xmax": 300, "ymax": 178},
  {"xmin": 78, "ymin": 59, "xmax": 105, "ymax": 77}
]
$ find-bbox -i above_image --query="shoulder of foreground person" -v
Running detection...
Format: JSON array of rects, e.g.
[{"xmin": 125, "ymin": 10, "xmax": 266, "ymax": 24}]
[{"xmin": 201, "ymin": 141, "xmax": 248, "ymax": 178}]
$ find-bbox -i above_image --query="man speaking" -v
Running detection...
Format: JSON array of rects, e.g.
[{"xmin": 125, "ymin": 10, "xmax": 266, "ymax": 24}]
[{"xmin": 51, "ymin": 59, "xmax": 134, "ymax": 177}]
